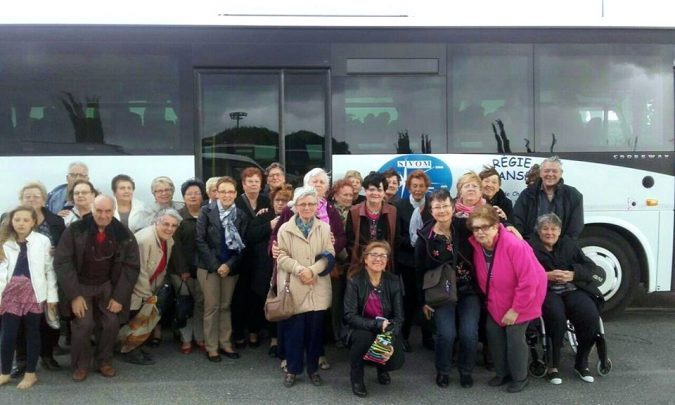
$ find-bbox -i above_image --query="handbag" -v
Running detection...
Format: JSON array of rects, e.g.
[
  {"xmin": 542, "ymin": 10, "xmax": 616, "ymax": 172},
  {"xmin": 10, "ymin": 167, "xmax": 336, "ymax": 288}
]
[
  {"xmin": 363, "ymin": 331, "xmax": 394, "ymax": 365},
  {"xmin": 264, "ymin": 264, "xmax": 294, "ymax": 322},
  {"xmin": 45, "ymin": 302, "xmax": 61, "ymax": 330},
  {"xmin": 173, "ymin": 280, "xmax": 195, "ymax": 329},
  {"xmin": 155, "ymin": 283, "xmax": 174, "ymax": 318},
  {"xmin": 422, "ymin": 262, "xmax": 458, "ymax": 308}
]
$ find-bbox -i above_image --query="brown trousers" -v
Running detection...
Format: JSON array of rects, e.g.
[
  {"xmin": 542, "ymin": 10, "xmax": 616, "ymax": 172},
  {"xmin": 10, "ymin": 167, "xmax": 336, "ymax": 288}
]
[
  {"xmin": 197, "ymin": 269, "xmax": 238, "ymax": 353},
  {"xmin": 70, "ymin": 282, "xmax": 120, "ymax": 370}
]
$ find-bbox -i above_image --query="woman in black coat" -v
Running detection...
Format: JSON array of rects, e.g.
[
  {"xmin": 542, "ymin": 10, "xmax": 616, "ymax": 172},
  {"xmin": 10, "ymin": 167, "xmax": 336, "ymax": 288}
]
[
  {"xmin": 479, "ymin": 166, "xmax": 513, "ymax": 222},
  {"xmin": 529, "ymin": 213, "xmax": 605, "ymax": 385},
  {"xmin": 343, "ymin": 240, "xmax": 405, "ymax": 398}
]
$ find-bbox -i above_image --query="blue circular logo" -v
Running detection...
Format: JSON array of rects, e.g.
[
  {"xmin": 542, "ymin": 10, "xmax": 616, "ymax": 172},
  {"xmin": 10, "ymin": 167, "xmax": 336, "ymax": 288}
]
[{"xmin": 379, "ymin": 154, "xmax": 453, "ymax": 199}]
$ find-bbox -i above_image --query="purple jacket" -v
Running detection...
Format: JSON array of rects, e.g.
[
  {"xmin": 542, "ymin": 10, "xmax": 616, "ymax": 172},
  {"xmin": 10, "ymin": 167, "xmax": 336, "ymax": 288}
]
[{"xmin": 469, "ymin": 224, "xmax": 547, "ymax": 327}]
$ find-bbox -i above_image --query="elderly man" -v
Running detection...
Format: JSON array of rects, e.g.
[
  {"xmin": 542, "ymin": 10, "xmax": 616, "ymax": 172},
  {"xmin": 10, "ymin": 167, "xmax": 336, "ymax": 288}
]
[
  {"xmin": 54, "ymin": 195, "xmax": 140, "ymax": 382},
  {"xmin": 512, "ymin": 156, "xmax": 584, "ymax": 240},
  {"xmin": 261, "ymin": 162, "xmax": 286, "ymax": 197},
  {"xmin": 136, "ymin": 176, "xmax": 185, "ymax": 231},
  {"xmin": 121, "ymin": 208, "xmax": 181, "ymax": 365},
  {"xmin": 46, "ymin": 161, "xmax": 89, "ymax": 214}
]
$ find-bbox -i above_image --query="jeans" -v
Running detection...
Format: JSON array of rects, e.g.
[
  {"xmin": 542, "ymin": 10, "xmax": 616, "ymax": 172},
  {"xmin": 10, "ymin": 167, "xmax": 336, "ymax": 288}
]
[{"xmin": 433, "ymin": 293, "xmax": 481, "ymax": 375}]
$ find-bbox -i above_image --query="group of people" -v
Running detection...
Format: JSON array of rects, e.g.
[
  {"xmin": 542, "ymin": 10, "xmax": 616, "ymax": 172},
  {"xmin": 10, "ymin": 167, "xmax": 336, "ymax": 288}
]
[{"xmin": 0, "ymin": 157, "xmax": 606, "ymax": 397}]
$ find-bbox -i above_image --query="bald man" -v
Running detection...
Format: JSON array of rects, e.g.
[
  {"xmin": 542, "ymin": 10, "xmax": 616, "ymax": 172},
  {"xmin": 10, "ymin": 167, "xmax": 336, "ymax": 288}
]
[{"xmin": 55, "ymin": 195, "xmax": 140, "ymax": 382}]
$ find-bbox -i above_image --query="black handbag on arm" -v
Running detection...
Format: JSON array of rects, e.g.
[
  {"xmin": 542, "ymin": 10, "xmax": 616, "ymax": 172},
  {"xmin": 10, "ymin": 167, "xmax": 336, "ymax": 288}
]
[
  {"xmin": 173, "ymin": 280, "xmax": 195, "ymax": 329},
  {"xmin": 422, "ymin": 262, "xmax": 458, "ymax": 308}
]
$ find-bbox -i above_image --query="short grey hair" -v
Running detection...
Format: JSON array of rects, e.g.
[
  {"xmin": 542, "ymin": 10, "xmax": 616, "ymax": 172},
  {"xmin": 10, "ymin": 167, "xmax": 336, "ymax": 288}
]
[
  {"xmin": 151, "ymin": 176, "xmax": 175, "ymax": 193},
  {"xmin": 303, "ymin": 168, "xmax": 330, "ymax": 187},
  {"xmin": 265, "ymin": 162, "xmax": 285, "ymax": 176},
  {"xmin": 153, "ymin": 208, "xmax": 182, "ymax": 225},
  {"xmin": 535, "ymin": 213, "xmax": 562, "ymax": 232},
  {"xmin": 289, "ymin": 186, "xmax": 318, "ymax": 210},
  {"xmin": 94, "ymin": 194, "xmax": 117, "ymax": 211},
  {"xmin": 541, "ymin": 155, "xmax": 563, "ymax": 169},
  {"xmin": 68, "ymin": 161, "xmax": 89, "ymax": 173}
]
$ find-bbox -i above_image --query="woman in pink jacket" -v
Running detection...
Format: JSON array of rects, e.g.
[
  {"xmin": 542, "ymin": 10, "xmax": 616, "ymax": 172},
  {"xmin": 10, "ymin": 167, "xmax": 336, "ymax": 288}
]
[{"xmin": 468, "ymin": 205, "xmax": 546, "ymax": 393}]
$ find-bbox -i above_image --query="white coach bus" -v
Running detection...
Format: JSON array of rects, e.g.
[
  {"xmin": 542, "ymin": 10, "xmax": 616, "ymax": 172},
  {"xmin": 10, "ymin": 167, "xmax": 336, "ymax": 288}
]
[{"xmin": 0, "ymin": 1, "xmax": 673, "ymax": 314}]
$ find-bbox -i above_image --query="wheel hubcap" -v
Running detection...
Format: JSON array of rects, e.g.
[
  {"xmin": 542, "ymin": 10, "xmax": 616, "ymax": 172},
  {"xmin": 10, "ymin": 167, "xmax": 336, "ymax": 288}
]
[{"xmin": 582, "ymin": 246, "xmax": 622, "ymax": 301}]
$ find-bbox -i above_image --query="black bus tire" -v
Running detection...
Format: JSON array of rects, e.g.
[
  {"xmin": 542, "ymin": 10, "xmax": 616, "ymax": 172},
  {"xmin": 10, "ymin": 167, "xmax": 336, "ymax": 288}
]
[{"xmin": 578, "ymin": 227, "xmax": 640, "ymax": 318}]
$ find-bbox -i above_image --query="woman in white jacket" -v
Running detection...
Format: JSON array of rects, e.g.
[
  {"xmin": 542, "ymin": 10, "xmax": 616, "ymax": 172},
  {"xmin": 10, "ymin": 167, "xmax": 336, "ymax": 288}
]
[
  {"xmin": 112, "ymin": 174, "xmax": 146, "ymax": 232},
  {"xmin": 0, "ymin": 206, "xmax": 58, "ymax": 389}
]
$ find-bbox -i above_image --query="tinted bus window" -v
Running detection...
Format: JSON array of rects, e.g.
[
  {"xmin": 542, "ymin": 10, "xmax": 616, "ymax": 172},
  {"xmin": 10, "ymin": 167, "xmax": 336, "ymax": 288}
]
[
  {"xmin": 448, "ymin": 44, "xmax": 534, "ymax": 153},
  {"xmin": 0, "ymin": 43, "xmax": 184, "ymax": 155},
  {"xmin": 332, "ymin": 75, "xmax": 446, "ymax": 155},
  {"xmin": 535, "ymin": 44, "xmax": 674, "ymax": 152}
]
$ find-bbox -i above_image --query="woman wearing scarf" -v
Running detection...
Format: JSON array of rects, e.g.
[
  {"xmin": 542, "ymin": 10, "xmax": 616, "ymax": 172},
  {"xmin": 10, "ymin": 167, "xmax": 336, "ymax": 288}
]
[
  {"xmin": 196, "ymin": 177, "xmax": 248, "ymax": 362},
  {"xmin": 394, "ymin": 169, "xmax": 434, "ymax": 352},
  {"xmin": 270, "ymin": 168, "xmax": 346, "ymax": 370},
  {"xmin": 276, "ymin": 186, "xmax": 335, "ymax": 387}
]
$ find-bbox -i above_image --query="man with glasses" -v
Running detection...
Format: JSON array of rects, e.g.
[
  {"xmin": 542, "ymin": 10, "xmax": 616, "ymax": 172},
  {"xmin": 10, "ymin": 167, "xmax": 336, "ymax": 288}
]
[
  {"xmin": 55, "ymin": 195, "xmax": 140, "ymax": 382},
  {"xmin": 47, "ymin": 161, "xmax": 89, "ymax": 214}
]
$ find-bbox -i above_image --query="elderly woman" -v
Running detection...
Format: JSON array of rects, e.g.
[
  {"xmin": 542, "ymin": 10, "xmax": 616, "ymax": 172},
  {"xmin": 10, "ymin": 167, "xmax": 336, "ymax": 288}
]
[
  {"xmin": 479, "ymin": 166, "xmax": 513, "ymax": 221},
  {"xmin": 63, "ymin": 180, "xmax": 98, "ymax": 226},
  {"xmin": 416, "ymin": 188, "xmax": 480, "ymax": 389},
  {"xmin": 382, "ymin": 169, "xmax": 402, "ymax": 204},
  {"xmin": 121, "ymin": 208, "xmax": 181, "ymax": 365},
  {"xmin": 12, "ymin": 182, "xmax": 65, "ymax": 373},
  {"xmin": 529, "ymin": 213, "xmax": 604, "ymax": 384},
  {"xmin": 169, "ymin": 178, "xmax": 208, "ymax": 354},
  {"xmin": 344, "ymin": 170, "xmax": 365, "ymax": 204},
  {"xmin": 245, "ymin": 184, "xmax": 293, "ymax": 357},
  {"xmin": 343, "ymin": 240, "xmax": 404, "ymax": 398},
  {"xmin": 262, "ymin": 162, "xmax": 286, "ymax": 198},
  {"xmin": 205, "ymin": 177, "xmax": 221, "ymax": 204},
  {"xmin": 138, "ymin": 176, "xmax": 185, "ymax": 231},
  {"xmin": 346, "ymin": 171, "xmax": 397, "ymax": 271},
  {"xmin": 195, "ymin": 177, "xmax": 248, "ymax": 362},
  {"xmin": 468, "ymin": 205, "xmax": 547, "ymax": 393},
  {"xmin": 396, "ymin": 169, "xmax": 434, "ymax": 352},
  {"xmin": 233, "ymin": 167, "xmax": 272, "ymax": 348},
  {"xmin": 277, "ymin": 186, "xmax": 335, "ymax": 387},
  {"xmin": 111, "ymin": 174, "xmax": 145, "ymax": 231},
  {"xmin": 0, "ymin": 206, "xmax": 58, "ymax": 390}
]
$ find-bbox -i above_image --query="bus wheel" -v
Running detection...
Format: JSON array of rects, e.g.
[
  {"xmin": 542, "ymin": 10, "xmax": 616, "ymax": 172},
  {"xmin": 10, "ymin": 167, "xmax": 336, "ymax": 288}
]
[{"xmin": 579, "ymin": 227, "xmax": 640, "ymax": 317}]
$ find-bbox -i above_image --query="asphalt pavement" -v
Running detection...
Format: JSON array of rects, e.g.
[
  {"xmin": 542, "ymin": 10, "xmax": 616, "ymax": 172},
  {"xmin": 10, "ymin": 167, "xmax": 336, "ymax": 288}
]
[{"xmin": 0, "ymin": 303, "xmax": 674, "ymax": 404}]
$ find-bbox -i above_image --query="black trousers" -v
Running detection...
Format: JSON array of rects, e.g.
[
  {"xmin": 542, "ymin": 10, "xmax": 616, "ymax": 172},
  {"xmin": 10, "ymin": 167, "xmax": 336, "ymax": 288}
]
[
  {"xmin": 280, "ymin": 311, "xmax": 325, "ymax": 375},
  {"xmin": 349, "ymin": 329, "xmax": 405, "ymax": 382},
  {"xmin": 231, "ymin": 271, "xmax": 250, "ymax": 341},
  {"xmin": 397, "ymin": 262, "xmax": 433, "ymax": 341},
  {"xmin": 542, "ymin": 289, "xmax": 599, "ymax": 369},
  {"xmin": 1, "ymin": 312, "xmax": 41, "ymax": 374},
  {"xmin": 14, "ymin": 313, "xmax": 60, "ymax": 365}
]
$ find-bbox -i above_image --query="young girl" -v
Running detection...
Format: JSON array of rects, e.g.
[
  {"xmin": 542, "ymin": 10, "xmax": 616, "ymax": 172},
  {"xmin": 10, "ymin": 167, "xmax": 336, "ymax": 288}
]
[{"xmin": 0, "ymin": 206, "xmax": 58, "ymax": 389}]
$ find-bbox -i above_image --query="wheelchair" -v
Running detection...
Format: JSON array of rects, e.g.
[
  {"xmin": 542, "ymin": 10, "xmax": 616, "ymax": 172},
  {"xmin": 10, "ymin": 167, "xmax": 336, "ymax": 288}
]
[{"xmin": 526, "ymin": 316, "xmax": 612, "ymax": 378}]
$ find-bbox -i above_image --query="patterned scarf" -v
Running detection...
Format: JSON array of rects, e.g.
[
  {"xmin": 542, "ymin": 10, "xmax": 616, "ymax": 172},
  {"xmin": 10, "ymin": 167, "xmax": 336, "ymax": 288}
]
[
  {"xmin": 316, "ymin": 198, "xmax": 330, "ymax": 224},
  {"xmin": 454, "ymin": 198, "xmax": 486, "ymax": 218},
  {"xmin": 295, "ymin": 216, "xmax": 314, "ymax": 238},
  {"xmin": 333, "ymin": 203, "xmax": 350, "ymax": 226},
  {"xmin": 218, "ymin": 202, "xmax": 246, "ymax": 252}
]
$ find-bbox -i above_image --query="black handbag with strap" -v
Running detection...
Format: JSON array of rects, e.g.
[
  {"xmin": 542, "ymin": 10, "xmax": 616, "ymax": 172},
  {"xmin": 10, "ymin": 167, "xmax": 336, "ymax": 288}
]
[
  {"xmin": 173, "ymin": 280, "xmax": 195, "ymax": 329},
  {"xmin": 422, "ymin": 262, "xmax": 458, "ymax": 308}
]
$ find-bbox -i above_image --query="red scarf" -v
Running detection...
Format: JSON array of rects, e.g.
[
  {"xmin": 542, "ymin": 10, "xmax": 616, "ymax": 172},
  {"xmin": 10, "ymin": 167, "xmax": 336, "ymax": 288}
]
[{"xmin": 149, "ymin": 240, "xmax": 168, "ymax": 284}]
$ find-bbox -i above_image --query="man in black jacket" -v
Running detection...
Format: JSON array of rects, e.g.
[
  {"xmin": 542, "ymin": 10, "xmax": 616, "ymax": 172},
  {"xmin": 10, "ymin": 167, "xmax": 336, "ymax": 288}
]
[{"xmin": 513, "ymin": 156, "xmax": 584, "ymax": 240}]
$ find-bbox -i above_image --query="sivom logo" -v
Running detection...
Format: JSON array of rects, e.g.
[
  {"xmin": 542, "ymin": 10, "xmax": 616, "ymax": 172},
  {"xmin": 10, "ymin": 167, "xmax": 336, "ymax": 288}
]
[{"xmin": 380, "ymin": 154, "xmax": 453, "ymax": 199}]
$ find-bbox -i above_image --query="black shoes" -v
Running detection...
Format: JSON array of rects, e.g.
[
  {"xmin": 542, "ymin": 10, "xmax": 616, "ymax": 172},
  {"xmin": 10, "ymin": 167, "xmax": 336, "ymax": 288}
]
[
  {"xmin": 377, "ymin": 370, "xmax": 391, "ymax": 385},
  {"xmin": 436, "ymin": 373, "xmax": 449, "ymax": 388},
  {"xmin": 401, "ymin": 338, "xmax": 412, "ymax": 353},
  {"xmin": 488, "ymin": 375, "xmax": 512, "ymax": 387},
  {"xmin": 506, "ymin": 378, "xmax": 529, "ymax": 393},
  {"xmin": 460, "ymin": 374, "xmax": 474, "ymax": 388},
  {"xmin": 574, "ymin": 367, "xmax": 595, "ymax": 383},
  {"xmin": 10, "ymin": 362, "xmax": 26, "ymax": 379},
  {"xmin": 283, "ymin": 373, "xmax": 296, "ymax": 388},
  {"xmin": 40, "ymin": 356, "xmax": 61, "ymax": 371},
  {"xmin": 206, "ymin": 353, "xmax": 222, "ymax": 362},
  {"xmin": 309, "ymin": 372, "xmax": 323, "ymax": 386},
  {"xmin": 351, "ymin": 380, "xmax": 367, "ymax": 397},
  {"xmin": 219, "ymin": 349, "xmax": 240, "ymax": 359},
  {"xmin": 268, "ymin": 345, "xmax": 278, "ymax": 358},
  {"xmin": 124, "ymin": 348, "xmax": 155, "ymax": 365}
]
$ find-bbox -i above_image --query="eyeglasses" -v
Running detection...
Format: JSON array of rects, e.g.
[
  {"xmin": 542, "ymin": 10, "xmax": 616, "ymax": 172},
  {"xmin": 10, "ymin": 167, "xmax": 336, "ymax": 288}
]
[
  {"xmin": 73, "ymin": 191, "xmax": 91, "ymax": 196},
  {"xmin": 218, "ymin": 190, "xmax": 236, "ymax": 195},
  {"xmin": 367, "ymin": 253, "xmax": 389, "ymax": 260},
  {"xmin": 296, "ymin": 202, "xmax": 317, "ymax": 209},
  {"xmin": 154, "ymin": 188, "xmax": 173, "ymax": 194},
  {"xmin": 431, "ymin": 204, "xmax": 452, "ymax": 211},
  {"xmin": 471, "ymin": 224, "xmax": 495, "ymax": 233},
  {"xmin": 68, "ymin": 173, "xmax": 88, "ymax": 179}
]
